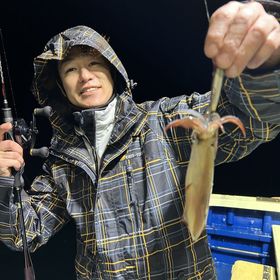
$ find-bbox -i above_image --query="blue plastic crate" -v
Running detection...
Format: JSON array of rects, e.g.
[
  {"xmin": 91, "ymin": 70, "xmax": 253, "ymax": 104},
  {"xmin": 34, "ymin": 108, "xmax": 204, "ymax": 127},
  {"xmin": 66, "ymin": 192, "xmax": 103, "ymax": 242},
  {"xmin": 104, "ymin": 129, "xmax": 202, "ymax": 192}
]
[{"xmin": 206, "ymin": 194, "xmax": 280, "ymax": 279}]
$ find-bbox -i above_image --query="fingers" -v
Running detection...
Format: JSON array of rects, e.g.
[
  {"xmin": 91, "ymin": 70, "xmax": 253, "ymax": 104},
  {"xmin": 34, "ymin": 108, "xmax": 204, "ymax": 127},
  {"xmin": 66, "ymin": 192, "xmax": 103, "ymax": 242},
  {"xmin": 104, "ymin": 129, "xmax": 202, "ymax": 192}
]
[
  {"xmin": 247, "ymin": 19, "xmax": 280, "ymax": 69},
  {"xmin": 204, "ymin": 1, "xmax": 280, "ymax": 77},
  {"xmin": 0, "ymin": 156, "xmax": 24, "ymax": 171},
  {"xmin": 226, "ymin": 13, "xmax": 279, "ymax": 76},
  {"xmin": 0, "ymin": 123, "xmax": 25, "ymax": 176},
  {"xmin": 0, "ymin": 140, "xmax": 24, "ymax": 173},
  {"xmin": 205, "ymin": 1, "xmax": 242, "ymax": 57},
  {"xmin": 0, "ymin": 122, "xmax": 13, "ymax": 141},
  {"xmin": 0, "ymin": 140, "xmax": 23, "ymax": 156}
]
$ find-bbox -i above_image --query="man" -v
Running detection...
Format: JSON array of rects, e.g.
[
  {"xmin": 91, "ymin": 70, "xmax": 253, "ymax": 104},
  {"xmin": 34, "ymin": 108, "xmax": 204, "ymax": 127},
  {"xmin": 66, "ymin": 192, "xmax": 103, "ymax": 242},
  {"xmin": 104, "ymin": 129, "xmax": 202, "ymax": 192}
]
[{"xmin": 0, "ymin": 1, "xmax": 280, "ymax": 279}]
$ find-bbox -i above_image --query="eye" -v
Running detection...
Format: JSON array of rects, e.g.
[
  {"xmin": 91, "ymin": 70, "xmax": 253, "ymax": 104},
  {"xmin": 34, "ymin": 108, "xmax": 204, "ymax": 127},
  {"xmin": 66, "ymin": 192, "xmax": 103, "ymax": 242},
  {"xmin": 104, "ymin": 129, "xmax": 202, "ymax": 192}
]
[
  {"xmin": 65, "ymin": 67, "xmax": 76, "ymax": 74},
  {"xmin": 89, "ymin": 61, "xmax": 100, "ymax": 67}
]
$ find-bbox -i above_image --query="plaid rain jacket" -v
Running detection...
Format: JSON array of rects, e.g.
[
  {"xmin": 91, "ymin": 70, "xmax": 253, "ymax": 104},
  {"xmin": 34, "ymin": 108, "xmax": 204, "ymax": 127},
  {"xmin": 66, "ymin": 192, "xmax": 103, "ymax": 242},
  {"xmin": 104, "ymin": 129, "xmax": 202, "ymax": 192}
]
[{"xmin": 1, "ymin": 24, "xmax": 280, "ymax": 280}]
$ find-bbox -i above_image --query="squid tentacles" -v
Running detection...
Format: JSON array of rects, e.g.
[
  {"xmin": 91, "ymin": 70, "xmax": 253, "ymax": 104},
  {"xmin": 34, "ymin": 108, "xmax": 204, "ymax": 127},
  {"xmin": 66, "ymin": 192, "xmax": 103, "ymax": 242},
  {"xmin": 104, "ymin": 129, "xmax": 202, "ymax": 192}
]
[{"xmin": 165, "ymin": 111, "xmax": 245, "ymax": 241}]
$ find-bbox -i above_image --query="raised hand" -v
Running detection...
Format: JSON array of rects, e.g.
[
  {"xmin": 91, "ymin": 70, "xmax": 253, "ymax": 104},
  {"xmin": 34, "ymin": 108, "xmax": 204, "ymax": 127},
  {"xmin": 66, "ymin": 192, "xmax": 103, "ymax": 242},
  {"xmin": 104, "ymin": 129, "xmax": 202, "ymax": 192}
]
[
  {"xmin": 0, "ymin": 123, "xmax": 24, "ymax": 177},
  {"xmin": 204, "ymin": 1, "xmax": 280, "ymax": 77}
]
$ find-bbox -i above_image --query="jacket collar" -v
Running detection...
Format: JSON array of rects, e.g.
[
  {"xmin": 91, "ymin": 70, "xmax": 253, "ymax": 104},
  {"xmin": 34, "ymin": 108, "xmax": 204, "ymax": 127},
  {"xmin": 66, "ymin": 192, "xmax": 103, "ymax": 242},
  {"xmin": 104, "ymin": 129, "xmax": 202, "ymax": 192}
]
[{"xmin": 49, "ymin": 92, "xmax": 145, "ymax": 172}]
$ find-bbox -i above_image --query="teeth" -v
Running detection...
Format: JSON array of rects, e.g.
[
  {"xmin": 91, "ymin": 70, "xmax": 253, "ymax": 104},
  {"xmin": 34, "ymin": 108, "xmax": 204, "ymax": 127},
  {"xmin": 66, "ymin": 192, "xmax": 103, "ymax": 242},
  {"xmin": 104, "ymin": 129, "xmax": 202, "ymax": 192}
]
[{"xmin": 82, "ymin": 87, "xmax": 98, "ymax": 93}]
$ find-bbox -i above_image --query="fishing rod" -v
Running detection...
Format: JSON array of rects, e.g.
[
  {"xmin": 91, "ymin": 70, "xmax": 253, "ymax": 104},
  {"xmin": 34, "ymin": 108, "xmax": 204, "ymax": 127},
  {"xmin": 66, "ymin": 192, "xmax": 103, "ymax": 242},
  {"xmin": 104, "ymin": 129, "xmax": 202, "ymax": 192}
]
[
  {"xmin": 203, "ymin": 0, "xmax": 225, "ymax": 114},
  {"xmin": 0, "ymin": 28, "xmax": 51, "ymax": 280}
]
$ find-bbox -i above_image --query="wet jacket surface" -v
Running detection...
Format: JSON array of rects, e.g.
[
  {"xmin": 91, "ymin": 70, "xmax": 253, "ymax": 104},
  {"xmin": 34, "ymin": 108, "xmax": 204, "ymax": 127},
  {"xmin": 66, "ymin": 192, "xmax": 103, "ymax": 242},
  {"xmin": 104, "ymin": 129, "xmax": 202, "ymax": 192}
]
[{"xmin": 1, "ymin": 25, "xmax": 280, "ymax": 280}]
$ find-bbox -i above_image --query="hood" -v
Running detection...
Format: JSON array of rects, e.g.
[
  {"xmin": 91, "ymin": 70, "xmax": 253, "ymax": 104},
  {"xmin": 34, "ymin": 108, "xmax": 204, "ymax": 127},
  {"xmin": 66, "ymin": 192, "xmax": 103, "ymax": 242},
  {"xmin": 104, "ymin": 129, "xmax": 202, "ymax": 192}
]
[{"xmin": 31, "ymin": 25, "xmax": 133, "ymax": 135}]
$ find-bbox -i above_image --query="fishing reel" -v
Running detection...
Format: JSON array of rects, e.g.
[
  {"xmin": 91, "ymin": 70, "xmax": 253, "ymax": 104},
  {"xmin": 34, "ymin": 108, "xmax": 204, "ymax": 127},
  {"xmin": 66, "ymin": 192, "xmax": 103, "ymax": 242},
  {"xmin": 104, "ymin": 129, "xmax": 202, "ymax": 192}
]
[
  {"xmin": 0, "ymin": 27, "xmax": 52, "ymax": 280},
  {"xmin": 2, "ymin": 105, "xmax": 52, "ymax": 158}
]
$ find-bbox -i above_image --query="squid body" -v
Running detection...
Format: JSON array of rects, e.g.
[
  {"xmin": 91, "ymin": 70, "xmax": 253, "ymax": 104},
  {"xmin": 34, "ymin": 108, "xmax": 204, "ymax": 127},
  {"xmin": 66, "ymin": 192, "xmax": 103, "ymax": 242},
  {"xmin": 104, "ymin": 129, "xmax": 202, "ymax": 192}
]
[{"xmin": 165, "ymin": 111, "xmax": 245, "ymax": 241}]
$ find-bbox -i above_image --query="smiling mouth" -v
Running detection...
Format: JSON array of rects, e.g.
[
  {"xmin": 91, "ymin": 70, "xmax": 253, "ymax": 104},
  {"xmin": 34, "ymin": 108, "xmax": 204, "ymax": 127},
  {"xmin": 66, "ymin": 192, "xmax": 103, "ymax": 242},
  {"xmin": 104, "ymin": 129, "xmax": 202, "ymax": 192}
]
[{"xmin": 80, "ymin": 87, "xmax": 101, "ymax": 94}]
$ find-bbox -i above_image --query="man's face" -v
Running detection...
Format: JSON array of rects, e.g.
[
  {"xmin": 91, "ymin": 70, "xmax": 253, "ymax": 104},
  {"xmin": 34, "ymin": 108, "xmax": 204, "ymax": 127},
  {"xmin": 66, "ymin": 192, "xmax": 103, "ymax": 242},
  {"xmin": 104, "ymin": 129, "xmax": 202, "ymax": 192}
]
[{"xmin": 58, "ymin": 47, "xmax": 114, "ymax": 109}]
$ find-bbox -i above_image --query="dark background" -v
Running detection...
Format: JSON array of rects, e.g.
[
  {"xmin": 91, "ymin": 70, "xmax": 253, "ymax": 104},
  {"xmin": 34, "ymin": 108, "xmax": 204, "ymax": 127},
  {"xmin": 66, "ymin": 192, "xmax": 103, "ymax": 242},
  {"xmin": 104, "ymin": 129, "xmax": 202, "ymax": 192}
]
[{"xmin": 0, "ymin": 0, "xmax": 279, "ymax": 279}]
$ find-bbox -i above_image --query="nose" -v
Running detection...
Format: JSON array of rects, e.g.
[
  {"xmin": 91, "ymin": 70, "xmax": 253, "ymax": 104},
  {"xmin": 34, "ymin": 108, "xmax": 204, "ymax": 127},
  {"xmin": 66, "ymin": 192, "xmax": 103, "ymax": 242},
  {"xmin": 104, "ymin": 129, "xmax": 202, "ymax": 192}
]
[{"xmin": 79, "ymin": 68, "xmax": 94, "ymax": 83}]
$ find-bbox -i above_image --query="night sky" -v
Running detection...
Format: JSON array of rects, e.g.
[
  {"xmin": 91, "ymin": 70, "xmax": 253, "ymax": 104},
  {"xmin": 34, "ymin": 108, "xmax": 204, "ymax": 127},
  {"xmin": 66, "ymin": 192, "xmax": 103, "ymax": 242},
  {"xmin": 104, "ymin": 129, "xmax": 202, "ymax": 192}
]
[{"xmin": 0, "ymin": 0, "xmax": 279, "ymax": 279}]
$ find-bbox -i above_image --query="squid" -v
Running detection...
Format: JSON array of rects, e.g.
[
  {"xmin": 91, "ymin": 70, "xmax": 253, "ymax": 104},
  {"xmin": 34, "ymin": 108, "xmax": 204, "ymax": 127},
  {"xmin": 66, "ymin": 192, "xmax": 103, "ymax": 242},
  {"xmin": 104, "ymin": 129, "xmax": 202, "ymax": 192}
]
[{"xmin": 165, "ymin": 69, "xmax": 246, "ymax": 242}]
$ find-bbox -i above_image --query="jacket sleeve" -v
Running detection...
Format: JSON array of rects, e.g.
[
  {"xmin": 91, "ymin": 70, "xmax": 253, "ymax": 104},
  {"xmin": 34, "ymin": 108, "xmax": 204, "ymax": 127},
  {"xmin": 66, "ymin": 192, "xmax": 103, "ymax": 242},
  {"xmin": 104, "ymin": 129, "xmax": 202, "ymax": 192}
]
[
  {"xmin": 215, "ymin": 70, "xmax": 280, "ymax": 163},
  {"xmin": 161, "ymin": 69, "xmax": 280, "ymax": 165},
  {"xmin": 0, "ymin": 160, "xmax": 70, "ymax": 252}
]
